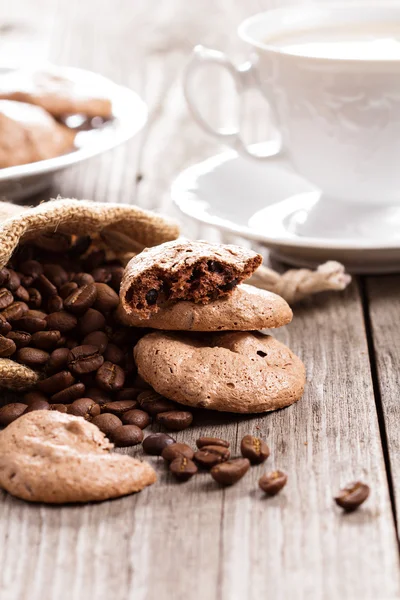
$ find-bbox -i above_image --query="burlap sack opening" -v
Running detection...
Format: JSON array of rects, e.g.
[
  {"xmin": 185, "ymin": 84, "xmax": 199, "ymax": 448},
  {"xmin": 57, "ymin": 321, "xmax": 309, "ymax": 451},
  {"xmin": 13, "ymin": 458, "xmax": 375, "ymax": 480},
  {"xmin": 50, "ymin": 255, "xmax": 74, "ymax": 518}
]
[{"xmin": 0, "ymin": 198, "xmax": 179, "ymax": 391}]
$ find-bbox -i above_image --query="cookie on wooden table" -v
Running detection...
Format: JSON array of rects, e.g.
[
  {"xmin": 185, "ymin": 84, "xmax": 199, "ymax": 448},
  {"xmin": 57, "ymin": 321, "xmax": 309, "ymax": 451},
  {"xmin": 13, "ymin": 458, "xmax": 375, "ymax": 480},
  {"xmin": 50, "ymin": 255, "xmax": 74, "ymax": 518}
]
[
  {"xmin": 117, "ymin": 283, "xmax": 292, "ymax": 331},
  {"xmin": 0, "ymin": 100, "xmax": 75, "ymax": 168},
  {"xmin": 0, "ymin": 68, "xmax": 113, "ymax": 118},
  {"xmin": 120, "ymin": 240, "xmax": 262, "ymax": 319},
  {"xmin": 134, "ymin": 331, "xmax": 305, "ymax": 413}
]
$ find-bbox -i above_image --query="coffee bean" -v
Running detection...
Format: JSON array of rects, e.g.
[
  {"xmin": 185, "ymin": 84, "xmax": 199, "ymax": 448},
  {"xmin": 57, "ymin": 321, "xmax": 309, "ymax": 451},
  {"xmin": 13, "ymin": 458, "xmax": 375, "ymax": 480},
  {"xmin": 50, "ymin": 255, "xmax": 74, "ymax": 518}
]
[
  {"xmin": 20, "ymin": 275, "xmax": 35, "ymax": 288},
  {"xmin": 2, "ymin": 301, "xmax": 28, "ymax": 321},
  {"xmin": 24, "ymin": 400, "xmax": 51, "ymax": 413},
  {"xmin": 93, "ymin": 283, "xmax": 119, "ymax": 313},
  {"xmin": 73, "ymin": 273, "xmax": 95, "ymax": 286},
  {"xmin": 169, "ymin": 457, "xmax": 198, "ymax": 481},
  {"xmin": 34, "ymin": 232, "xmax": 72, "ymax": 252},
  {"xmin": 31, "ymin": 330, "xmax": 61, "ymax": 350},
  {"xmin": 210, "ymin": 458, "xmax": 250, "ymax": 486},
  {"xmin": 60, "ymin": 282, "xmax": 78, "ymax": 299},
  {"xmin": 66, "ymin": 339, "xmax": 79, "ymax": 349},
  {"xmin": 27, "ymin": 288, "xmax": 42, "ymax": 308},
  {"xmin": 101, "ymin": 400, "xmax": 138, "ymax": 416},
  {"xmin": 64, "ymin": 283, "xmax": 97, "ymax": 315},
  {"xmin": 156, "ymin": 410, "xmax": 193, "ymax": 431},
  {"xmin": 36, "ymin": 274, "xmax": 58, "ymax": 297},
  {"xmin": 51, "ymin": 382, "xmax": 86, "ymax": 404},
  {"xmin": 142, "ymin": 433, "xmax": 176, "ymax": 455},
  {"xmin": 85, "ymin": 387, "xmax": 112, "ymax": 405},
  {"xmin": 162, "ymin": 443, "xmax": 194, "ymax": 462},
  {"xmin": 0, "ymin": 335, "xmax": 16, "ymax": 357},
  {"xmin": 0, "ymin": 402, "xmax": 27, "ymax": 426},
  {"xmin": 15, "ymin": 315, "xmax": 47, "ymax": 333},
  {"xmin": 51, "ymin": 403, "xmax": 68, "ymax": 413},
  {"xmin": 79, "ymin": 308, "xmax": 106, "ymax": 335},
  {"xmin": 68, "ymin": 398, "xmax": 101, "ymax": 419},
  {"xmin": 47, "ymin": 295, "xmax": 63, "ymax": 312},
  {"xmin": 83, "ymin": 249, "xmax": 106, "ymax": 271},
  {"xmin": 240, "ymin": 435, "xmax": 270, "ymax": 464},
  {"xmin": 46, "ymin": 311, "xmax": 77, "ymax": 332},
  {"xmin": 25, "ymin": 309, "xmax": 47, "ymax": 319},
  {"xmin": 196, "ymin": 437, "xmax": 230, "ymax": 449},
  {"xmin": 43, "ymin": 264, "xmax": 68, "ymax": 288},
  {"xmin": 46, "ymin": 347, "xmax": 70, "ymax": 372},
  {"xmin": 112, "ymin": 424, "xmax": 144, "ymax": 447},
  {"xmin": 82, "ymin": 330, "xmax": 108, "ymax": 353},
  {"xmin": 20, "ymin": 260, "xmax": 43, "ymax": 278},
  {"xmin": 14, "ymin": 285, "xmax": 30, "ymax": 302},
  {"xmin": 103, "ymin": 343, "xmax": 124, "ymax": 364},
  {"xmin": 194, "ymin": 445, "xmax": 230, "ymax": 468},
  {"xmin": 137, "ymin": 390, "xmax": 178, "ymax": 415},
  {"xmin": 0, "ymin": 288, "xmax": 14, "ymax": 309},
  {"xmin": 6, "ymin": 331, "xmax": 31, "ymax": 348},
  {"xmin": 17, "ymin": 347, "xmax": 49, "ymax": 367},
  {"xmin": 6, "ymin": 270, "xmax": 21, "ymax": 292},
  {"xmin": 122, "ymin": 409, "xmax": 150, "ymax": 429},
  {"xmin": 259, "ymin": 470, "xmax": 288, "ymax": 496},
  {"xmin": 0, "ymin": 267, "xmax": 9, "ymax": 286},
  {"xmin": 0, "ymin": 315, "xmax": 11, "ymax": 335},
  {"xmin": 96, "ymin": 361, "xmax": 125, "ymax": 391},
  {"xmin": 68, "ymin": 345, "xmax": 104, "ymax": 375},
  {"xmin": 37, "ymin": 370, "xmax": 75, "ymax": 394},
  {"xmin": 117, "ymin": 388, "xmax": 142, "ymax": 401},
  {"xmin": 23, "ymin": 391, "xmax": 49, "ymax": 405},
  {"xmin": 334, "ymin": 481, "xmax": 370, "ymax": 511},
  {"xmin": 91, "ymin": 267, "xmax": 111, "ymax": 284},
  {"xmin": 145, "ymin": 289, "xmax": 158, "ymax": 305},
  {"xmin": 91, "ymin": 413, "xmax": 122, "ymax": 437},
  {"xmin": 69, "ymin": 236, "xmax": 91, "ymax": 257},
  {"xmin": 108, "ymin": 265, "xmax": 124, "ymax": 290}
]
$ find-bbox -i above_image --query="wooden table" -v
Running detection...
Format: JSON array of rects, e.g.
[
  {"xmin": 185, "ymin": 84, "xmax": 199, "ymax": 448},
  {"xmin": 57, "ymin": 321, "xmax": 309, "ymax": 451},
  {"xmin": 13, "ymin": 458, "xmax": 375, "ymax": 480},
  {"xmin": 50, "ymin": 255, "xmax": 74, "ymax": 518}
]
[{"xmin": 1, "ymin": 1, "xmax": 400, "ymax": 598}]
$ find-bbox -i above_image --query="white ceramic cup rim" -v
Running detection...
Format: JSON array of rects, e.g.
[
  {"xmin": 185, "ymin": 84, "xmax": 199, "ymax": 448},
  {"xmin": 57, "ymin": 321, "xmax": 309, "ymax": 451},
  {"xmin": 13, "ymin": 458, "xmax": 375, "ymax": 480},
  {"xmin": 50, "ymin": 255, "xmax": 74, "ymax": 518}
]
[{"xmin": 238, "ymin": 1, "xmax": 400, "ymax": 63}]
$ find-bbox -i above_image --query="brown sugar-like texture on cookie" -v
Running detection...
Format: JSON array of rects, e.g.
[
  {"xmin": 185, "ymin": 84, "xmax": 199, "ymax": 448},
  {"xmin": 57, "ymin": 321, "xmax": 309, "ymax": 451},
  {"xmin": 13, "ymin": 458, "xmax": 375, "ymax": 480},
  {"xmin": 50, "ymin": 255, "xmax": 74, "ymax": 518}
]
[
  {"xmin": 116, "ymin": 284, "xmax": 292, "ymax": 331},
  {"xmin": 0, "ymin": 411, "xmax": 156, "ymax": 504},
  {"xmin": 0, "ymin": 68, "xmax": 113, "ymax": 118},
  {"xmin": 120, "ymin": 240, "xmax": 262, "ymax": 319},
  {"xmin": 0, "ymin": 100, "xmax": 75, "ymax": 168},
  {"xmin": 134, "ymin": 331, "xmax": 305, "ymax": 413}
]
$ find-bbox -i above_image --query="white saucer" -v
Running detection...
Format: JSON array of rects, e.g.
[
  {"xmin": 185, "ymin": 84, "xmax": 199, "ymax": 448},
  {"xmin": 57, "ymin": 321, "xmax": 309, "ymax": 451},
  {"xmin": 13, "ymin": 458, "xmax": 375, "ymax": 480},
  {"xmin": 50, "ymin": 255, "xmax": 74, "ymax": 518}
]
[
  {"xmin": 0, "ymin": 65, "xmax": 147, "ymax": 201},
  {"xmin": 171, "ymin": 144, "xmax": 400, "ymax": 273}
]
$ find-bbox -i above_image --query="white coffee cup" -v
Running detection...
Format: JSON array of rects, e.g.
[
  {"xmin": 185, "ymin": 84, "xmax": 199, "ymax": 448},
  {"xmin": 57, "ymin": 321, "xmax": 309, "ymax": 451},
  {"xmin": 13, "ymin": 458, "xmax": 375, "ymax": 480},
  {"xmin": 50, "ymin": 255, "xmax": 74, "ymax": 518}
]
[{"xmin": 184, "ymin": 2, "xmax": 400, "ymax": 206}]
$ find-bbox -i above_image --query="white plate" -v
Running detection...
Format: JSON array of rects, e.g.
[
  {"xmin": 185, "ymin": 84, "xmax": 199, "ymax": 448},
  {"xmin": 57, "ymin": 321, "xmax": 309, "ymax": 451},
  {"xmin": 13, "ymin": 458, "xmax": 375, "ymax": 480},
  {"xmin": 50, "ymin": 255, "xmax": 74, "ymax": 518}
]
[
  {"xmin": 172, "ymin": 145, "xmax": 400, "ymax": 273},
  {"xmin": 0, "ymin": 66, "xmax": 147, "ymax": 200}
]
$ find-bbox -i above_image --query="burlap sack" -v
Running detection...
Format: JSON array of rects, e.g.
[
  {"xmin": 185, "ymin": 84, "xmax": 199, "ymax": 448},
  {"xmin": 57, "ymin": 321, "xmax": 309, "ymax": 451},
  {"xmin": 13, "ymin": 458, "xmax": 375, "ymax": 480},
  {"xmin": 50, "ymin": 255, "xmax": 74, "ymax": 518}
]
[{"xmin": 0, "ymin": 198, "xmax": 179, "ymax": 391}]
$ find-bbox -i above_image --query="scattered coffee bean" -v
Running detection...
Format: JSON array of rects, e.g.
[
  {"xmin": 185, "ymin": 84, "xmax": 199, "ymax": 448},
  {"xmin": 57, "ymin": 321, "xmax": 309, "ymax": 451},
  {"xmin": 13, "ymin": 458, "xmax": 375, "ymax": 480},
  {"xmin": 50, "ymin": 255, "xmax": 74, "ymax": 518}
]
[
  {"xmin": 162, "ymin": 443, "xmax": 194, "ymax": 462},
  {"xmin": 43, "ymin": 264, "xmax": 69, "ymax": 288},
  {"xmin": 112, "ymin": 424, "xmax": 144, "ymax": 447},
  {"xmin": 23, "ymin": 391, "xmax": 49, "ymax": 405},
  {"xmin": 19, "ymin": 260, "xmax": 43, "ymax": 278},
  {"xmin": 0, "ymin": 403, "xmax": 28, "ymax": 426},
  {"xmin": 82, "ymin": 330, "xmax": 108, "ymax": 353},
  {"xmin": 142, "ymin": 433, "xmax": 176, "ymax": 455},
  {"xmin": 79, "ymin": 308, "xmax": 106, "ymax": 336},
  {"xmin": 60, "ymin": 281, "xmax": 78, "ymax": 299},
  {"xmin": 169, "ymin": 457, "xmax": 198, "ymax": 481},
  {"xmin": 51, "ymin": 382, "xmax": 86, "ymax": 404},
  {"xmin": 68, "ymin": 398, "xmax": 101, "ymax": 419},
  {"xmin": 156, "ymin": 410, "xmax": 193, "ymax": 431},
  {"xmin": 31, "ymin": 330, "xmax": 62, "ymax": 350},
  {"xmin": 73, "ymin": 272, "xmax": 95, "ymax": 286},
  {"xmin": 101, "ymin": 400, "xmax": 138, "ymax": 416},
  {"xmin": 36, "ymin": 274, "xmax": 58, "ymax": 297},
  {"xmin": 103, "ymin": 343, "xmax": 124, "ymax": 364},
  {"xmin": 122, "ymin": 409, "xmax": 150, "ymax": 429},
  {"xmin": 15, "ymin": 315, "xmax": 47, "ymax": 333},
  {"xmin": 85, "ymin": 387, "xmax": 112, "ymax": 405},
  {"xmin": 196, "ymin": 437, "xmax": 229, "ymax": 449},
  {"xmin": 16, "ymin": 347, "xmax": 49, "ymax": 367},
  {"xmin": 83, "ymin": 249, "xmax": 106, "ymax": 271},
  {"xmin": 27, "ymin": 288, "xmax": 42, "ymax": 309},
  {"xmin": 50, "ymin": 403, "xmax": 68, "ymax": 413},
  {"xmin": 210, "ymin": 458, "xmax": 250, "ymax": 486},
  {"xmin": 34, "ymin": 231, "xmax": 72, "ymax": 252},
  {"xmin": 0, "ymin": 335, "xmax": 16, "ymax": 357},
  {"xmin": 91, "ymin": 413, "xmax": 122, "ymax": 437},
  {"xmin": 117, "ymin": 388, "xmax": 142, "ymax": 401},
  {"xmin": 6, "ymin": 331, "xmax": 31, "ymax": 348},
  {"xmin": 334, "ymin": 481, "xmax": 370, "ymax": 511},
  {"xmin": 37, "ymin": 370, "xmax": 75, "ymax": 394},
  {"xmin": 0, "ymin": 315, "xmax": 11, "ymax": 335},
  {"xmin": 47, "ymin": 295, "xmax": 63, "ymax": 312},
  {"xmin": 0, "ymin": 288, "xmax": 14, "ymax": 309},
  {"xmin": 46, "ymin": 311, "xmax": 77, "ymax": 332},
  {"xmin": 240, "ymin": 434, "xmax": 270, "ymax": 464},
  {"xmin": 64, "ymin": 283, "xmax": 97, "ymax": 315},
  {"xmin": 194, "ymin": 445, "xmax": 230, "ymax": 468},
  {"xmin": 6, "ymin": 270, "xmax": 21, "ymax": 292},
  {"xmin": 14, "ymin": 286, "xmax": 30, "ymax": 302},
  {"xmin": 24, "ymin": 400, "xmax": 51, "ymax": 413},
  {"xmin": 93, "ymin": 283, "xmax": 119, "ymax": 313},
  {"xmin": 2, "ymin": 301, "xmax": 28, "ymax": 321},
  {"xmin": 46, "ymin": 347, "xmax": 70, "ymax": 372},
  {"xmin": 96, "ymin": 361, "xmax": 125, "ymax": 391},
  {"xmin": 68, "ymin": 345, "xmax": 104, "ymax": 375},
  {"xmin": 138, "ymin": 390, "xmax": 178, "ymax": 415},
  {"xmin": 0, "ymin": 267, "xmax": 9, "ymax": 286},
  {"xmin": 91, "ymin": 267, "xmax": 111, "ymax": 283},
  {"xmin": 259, "ymin": 470, "xmax": 288, "ymax": 496}
]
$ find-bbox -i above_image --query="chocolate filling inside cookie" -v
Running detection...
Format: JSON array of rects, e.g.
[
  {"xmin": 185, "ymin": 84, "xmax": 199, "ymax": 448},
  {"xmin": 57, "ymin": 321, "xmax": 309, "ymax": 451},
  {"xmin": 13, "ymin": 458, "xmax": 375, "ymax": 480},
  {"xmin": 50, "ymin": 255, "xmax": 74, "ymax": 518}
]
[{"xmin": 125, "ymin": 255, "xmax": 259, "ymax": 314}]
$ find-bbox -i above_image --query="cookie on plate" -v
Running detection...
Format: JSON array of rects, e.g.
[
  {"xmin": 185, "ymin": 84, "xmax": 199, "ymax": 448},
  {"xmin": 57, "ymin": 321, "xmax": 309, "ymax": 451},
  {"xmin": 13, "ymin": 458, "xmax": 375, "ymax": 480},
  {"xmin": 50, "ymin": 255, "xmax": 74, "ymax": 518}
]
[
  {"xmin": 134, "ymin": 331, "xmax": 305, "ymax": 413},
  {"xmin": 117, "ymin": 283, "xmax": 292, "ymax": 331},
  {"xmin": 0, "ymin": 68, "xmax": 113, "ymax": 118},
  {"xmin": 120, "ymin": 240, "xmax": 262, "ymax": 319},
  {"xmin": 0, "ymin": 411, "xmax": 156, "ymax": 504},
  {"xmin": 0, "ymin": 100, "xmax": 75, "ymax": 168}
]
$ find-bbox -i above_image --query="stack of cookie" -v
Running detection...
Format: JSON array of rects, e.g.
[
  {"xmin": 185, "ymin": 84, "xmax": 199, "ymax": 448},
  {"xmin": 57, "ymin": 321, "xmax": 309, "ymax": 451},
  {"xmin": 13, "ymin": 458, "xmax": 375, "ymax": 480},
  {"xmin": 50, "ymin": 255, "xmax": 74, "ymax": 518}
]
[{"xmin": 118, "ymin": 240, "xmax": 306, "ymax": 414}]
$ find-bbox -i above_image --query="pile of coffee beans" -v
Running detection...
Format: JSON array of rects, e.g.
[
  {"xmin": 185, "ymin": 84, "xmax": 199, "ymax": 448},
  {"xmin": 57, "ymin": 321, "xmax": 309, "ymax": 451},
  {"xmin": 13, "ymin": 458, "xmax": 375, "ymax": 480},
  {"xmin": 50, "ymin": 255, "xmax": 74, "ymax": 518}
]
[{"xmin": 0, "ymin": 234, "xmax": 193, "ymax": 445}]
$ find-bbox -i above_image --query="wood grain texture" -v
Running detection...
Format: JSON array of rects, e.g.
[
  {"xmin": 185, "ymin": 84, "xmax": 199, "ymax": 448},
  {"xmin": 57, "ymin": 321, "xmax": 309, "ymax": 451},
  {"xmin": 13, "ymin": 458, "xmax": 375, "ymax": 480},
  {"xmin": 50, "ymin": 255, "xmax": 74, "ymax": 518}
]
[{"xmin": 0, "ymin": 0, "xmax": 399, "ymax": 598}]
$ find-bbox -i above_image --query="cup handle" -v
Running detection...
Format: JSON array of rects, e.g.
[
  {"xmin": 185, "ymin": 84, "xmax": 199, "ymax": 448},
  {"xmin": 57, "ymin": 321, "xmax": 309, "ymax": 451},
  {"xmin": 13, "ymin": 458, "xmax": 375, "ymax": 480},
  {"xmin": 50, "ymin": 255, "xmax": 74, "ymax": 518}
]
[{"xmin": 183, "ymin": 45, "xmax": 281, "ymax": 160}]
